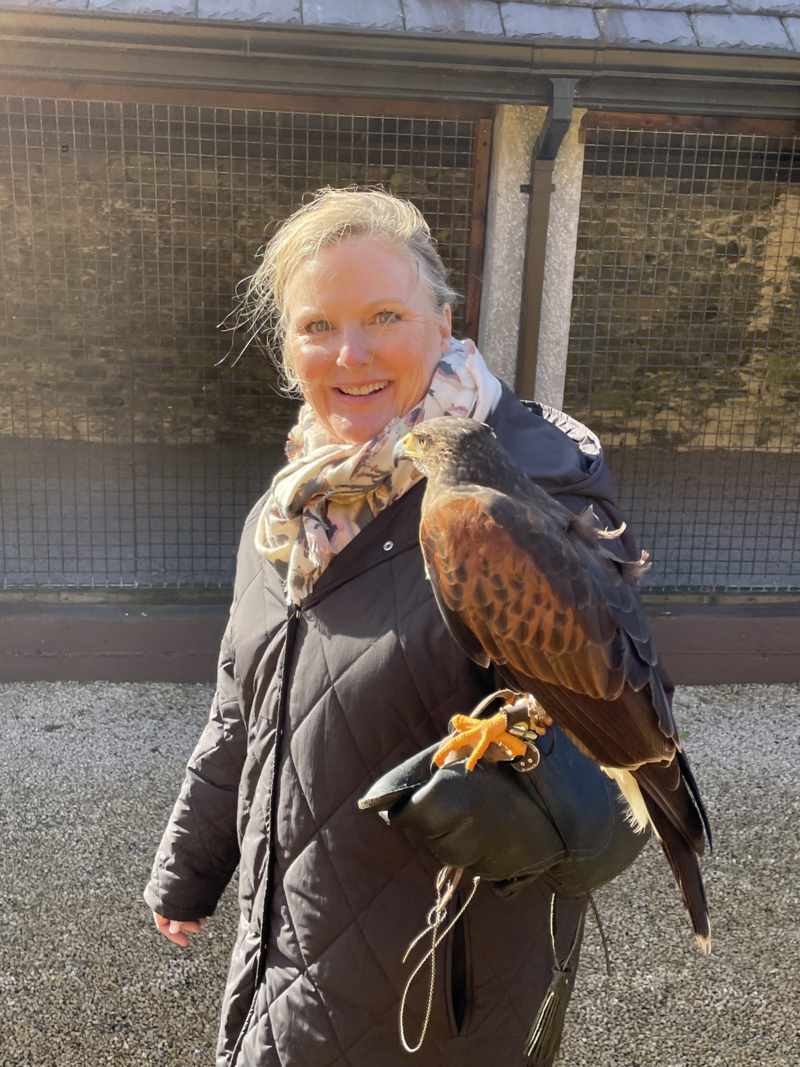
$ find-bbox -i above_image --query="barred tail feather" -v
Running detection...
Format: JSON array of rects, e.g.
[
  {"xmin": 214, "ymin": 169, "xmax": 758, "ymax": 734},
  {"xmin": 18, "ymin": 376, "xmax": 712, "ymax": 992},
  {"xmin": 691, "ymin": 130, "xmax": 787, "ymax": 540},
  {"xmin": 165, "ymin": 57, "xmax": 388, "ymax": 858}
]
[
  {"xmin": 645, "ymin": 801, "xmax": 711, "ymax": 955},
  {"xmin": 676, "ymin": 748, "xmax": 713, "ymax": 851}
]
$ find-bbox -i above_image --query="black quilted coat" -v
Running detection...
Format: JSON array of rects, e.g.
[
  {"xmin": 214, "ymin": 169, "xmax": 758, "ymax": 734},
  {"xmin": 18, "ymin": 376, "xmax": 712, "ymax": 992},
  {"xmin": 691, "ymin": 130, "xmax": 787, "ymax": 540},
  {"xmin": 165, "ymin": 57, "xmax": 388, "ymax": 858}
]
[{"xmin": 143, "ymin": 386, "xmax": 644, "ymax": 1067}]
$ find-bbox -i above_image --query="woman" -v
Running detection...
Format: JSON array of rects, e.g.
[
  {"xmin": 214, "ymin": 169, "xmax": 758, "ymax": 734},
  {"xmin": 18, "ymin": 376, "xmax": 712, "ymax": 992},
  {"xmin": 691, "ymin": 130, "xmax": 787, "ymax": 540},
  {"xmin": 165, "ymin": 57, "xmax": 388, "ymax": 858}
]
[{"xmin": 144, "ymin": 189, "xmax": 649, "ymax": 1066}]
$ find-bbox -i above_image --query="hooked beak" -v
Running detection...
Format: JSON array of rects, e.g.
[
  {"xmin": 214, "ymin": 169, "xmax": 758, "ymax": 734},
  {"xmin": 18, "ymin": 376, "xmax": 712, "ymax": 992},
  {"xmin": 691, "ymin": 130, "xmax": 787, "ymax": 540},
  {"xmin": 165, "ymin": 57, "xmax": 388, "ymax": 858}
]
[{"xmin": 392, "ymin": 433, "xmax": 419, "ymax": 468}]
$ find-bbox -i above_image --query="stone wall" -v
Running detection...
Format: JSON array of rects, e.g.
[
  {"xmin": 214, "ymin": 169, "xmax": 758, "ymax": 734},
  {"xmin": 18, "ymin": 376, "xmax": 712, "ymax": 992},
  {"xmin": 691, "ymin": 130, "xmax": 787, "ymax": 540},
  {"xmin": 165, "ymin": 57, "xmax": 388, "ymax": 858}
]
[
  {"xmin": 0, "ymin": 99, "xmax": 475, "ymax": 448},
  {"xmin": 0, "ymin": 95, "xmax": 478, "ymax": 586},
  {"xmin": 568, "ymin": 135, "xmax": 800, "ymax": 454},
  {"xmin": 566, "ymin": 129, "xmax": 800, "ymax": 589}
]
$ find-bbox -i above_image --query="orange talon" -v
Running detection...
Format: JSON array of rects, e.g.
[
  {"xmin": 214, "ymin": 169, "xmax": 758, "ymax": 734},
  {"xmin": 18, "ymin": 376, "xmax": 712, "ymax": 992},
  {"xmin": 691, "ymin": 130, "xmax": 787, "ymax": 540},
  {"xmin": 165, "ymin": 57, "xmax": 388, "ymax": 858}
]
[{"xmin": 433, "ymin": 711, "xmax": 529, "ymax": 772}]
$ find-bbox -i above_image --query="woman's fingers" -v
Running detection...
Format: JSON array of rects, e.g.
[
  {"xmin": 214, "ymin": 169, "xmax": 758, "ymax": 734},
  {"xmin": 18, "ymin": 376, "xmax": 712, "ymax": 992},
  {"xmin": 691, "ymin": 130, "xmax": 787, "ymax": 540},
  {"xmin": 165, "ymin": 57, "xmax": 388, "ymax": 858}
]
[
  {"xmin": 152, "ymin": 911, "xmax": 170, "ymax": 933},
  {"xmin": 179, "ymin": 918, "xmax": 208, "ymax": 933},
  {"xmin": 152, "ymin": 911, "xmax": 207, "ymax": 947}
]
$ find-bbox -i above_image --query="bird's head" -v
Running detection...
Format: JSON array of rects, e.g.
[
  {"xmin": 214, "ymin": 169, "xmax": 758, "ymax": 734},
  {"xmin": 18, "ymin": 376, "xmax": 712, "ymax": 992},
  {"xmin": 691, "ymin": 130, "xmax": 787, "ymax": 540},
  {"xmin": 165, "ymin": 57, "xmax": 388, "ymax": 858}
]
[{"xmin": 392, "ymin": 417, "xmax": 499, "ymax": 482}]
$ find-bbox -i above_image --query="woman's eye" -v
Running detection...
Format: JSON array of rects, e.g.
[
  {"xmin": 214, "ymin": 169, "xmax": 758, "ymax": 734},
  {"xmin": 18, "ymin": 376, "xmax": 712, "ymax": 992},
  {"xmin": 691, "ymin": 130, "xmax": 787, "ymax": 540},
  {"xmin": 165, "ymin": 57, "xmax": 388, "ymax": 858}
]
[
  {"xmin": 375, "ymin": 310, "xmax": 399, "ymax": 325},
  {"xmin": 306, "ymin": 319, "xmax": 330, "ymax": 334}
]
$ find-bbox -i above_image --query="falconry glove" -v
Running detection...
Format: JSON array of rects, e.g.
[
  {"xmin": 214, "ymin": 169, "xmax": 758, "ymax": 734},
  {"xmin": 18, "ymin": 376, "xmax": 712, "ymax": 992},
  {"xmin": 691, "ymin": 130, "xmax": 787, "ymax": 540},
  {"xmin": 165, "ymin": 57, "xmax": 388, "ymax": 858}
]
[{"xmin": 359, "ymin": 724, "xmax": 648, "ymax": 898}]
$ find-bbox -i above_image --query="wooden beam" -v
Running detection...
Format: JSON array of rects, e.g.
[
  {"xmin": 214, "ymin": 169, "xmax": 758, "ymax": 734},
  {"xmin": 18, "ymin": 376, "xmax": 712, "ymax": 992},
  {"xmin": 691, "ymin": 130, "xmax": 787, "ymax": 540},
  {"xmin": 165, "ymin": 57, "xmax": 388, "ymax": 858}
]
[
  {"xmin": 650, "ymin": 614, "xmax": 800, "ymax": 685},
  {"xmin": 463, "ymin": 117, "xmax": 493, "ymax": 343},
  {"xmin": 0, "ymin": 75, "xmax": 495, "ymax": 120},
  {"xmin": 581, "ymin": 110, "xmax": 800, "ymax": 141}
]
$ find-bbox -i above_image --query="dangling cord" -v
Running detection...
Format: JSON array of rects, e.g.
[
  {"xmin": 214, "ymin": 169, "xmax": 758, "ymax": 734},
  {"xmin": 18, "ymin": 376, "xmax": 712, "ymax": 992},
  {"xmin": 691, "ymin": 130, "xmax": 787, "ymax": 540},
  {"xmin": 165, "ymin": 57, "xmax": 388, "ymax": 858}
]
[
  {"xmin": 399, "ymin": 866, "xmax": 480, "ymax": 1054},
  {"xmin": 549, "ymin": 891, "xmax": 582, "ymax": 974},
  {"xmin": 523, "ymin": 893, "xmax": 586, "ymax": 1066},
  {"xmin": 526, "ymin": 771, "xmax": 612, "ymax": 978},
  {"xmin": 585, "ymin": 890, "xmax": 611, "ymax": 977}
]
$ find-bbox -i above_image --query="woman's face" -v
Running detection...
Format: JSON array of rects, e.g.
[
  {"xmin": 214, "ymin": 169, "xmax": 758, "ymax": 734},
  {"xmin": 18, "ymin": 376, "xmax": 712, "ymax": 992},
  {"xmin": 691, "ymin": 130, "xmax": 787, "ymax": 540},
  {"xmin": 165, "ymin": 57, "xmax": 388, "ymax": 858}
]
[{"xmin": 284, "ymin": 237, "xmax": 452, "ymax": 444}]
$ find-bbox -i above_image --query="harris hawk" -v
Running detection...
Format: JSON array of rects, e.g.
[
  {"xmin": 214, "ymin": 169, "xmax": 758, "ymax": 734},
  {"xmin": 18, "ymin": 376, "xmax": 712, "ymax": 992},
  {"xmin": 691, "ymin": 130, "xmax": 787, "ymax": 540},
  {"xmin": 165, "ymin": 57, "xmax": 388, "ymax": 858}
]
[{"xmin": 393, "ymin": 416, "xmax": 711, "ymax": 953}]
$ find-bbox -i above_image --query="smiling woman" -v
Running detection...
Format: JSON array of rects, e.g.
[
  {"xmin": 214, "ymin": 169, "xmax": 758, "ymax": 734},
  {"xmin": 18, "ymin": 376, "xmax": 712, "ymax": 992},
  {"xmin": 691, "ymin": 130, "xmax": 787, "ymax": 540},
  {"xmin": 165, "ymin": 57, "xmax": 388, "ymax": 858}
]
[
  {"xmin": 144, "ymin": 188, "xmax": 652, "ymax": 1067},
  {"xmin": 284, "ymin": 236, "xmax": 452, "ymax": 443}
]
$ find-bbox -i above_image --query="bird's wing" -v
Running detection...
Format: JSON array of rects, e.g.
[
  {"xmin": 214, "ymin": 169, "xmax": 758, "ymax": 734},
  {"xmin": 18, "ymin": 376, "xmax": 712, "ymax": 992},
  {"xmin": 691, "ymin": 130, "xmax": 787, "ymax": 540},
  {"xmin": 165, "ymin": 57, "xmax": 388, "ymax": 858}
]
[
  {"xmin": 420, "ymin": 484, "xmax": 677, "ymax": 770},
  {"xmin": 424, "ymin": 553, "xmax": 491, "ymax": 670}
]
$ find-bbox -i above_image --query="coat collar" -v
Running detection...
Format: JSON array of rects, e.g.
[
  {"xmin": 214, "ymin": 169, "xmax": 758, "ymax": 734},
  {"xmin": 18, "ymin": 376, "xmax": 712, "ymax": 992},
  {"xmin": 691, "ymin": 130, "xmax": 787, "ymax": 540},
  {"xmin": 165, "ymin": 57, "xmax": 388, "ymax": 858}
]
[{"xmin": 297, "ymin": 481, "xmax": 425, "ymax": 609}]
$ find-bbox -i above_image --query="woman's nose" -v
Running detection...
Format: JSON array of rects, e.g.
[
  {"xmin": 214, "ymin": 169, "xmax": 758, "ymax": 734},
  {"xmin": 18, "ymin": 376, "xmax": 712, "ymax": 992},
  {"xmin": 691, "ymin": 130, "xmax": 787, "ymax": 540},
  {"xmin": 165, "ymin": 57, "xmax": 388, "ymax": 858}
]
[{"xmin": 336, "ymin": 328, "xmax": 372, "ymax": 369}]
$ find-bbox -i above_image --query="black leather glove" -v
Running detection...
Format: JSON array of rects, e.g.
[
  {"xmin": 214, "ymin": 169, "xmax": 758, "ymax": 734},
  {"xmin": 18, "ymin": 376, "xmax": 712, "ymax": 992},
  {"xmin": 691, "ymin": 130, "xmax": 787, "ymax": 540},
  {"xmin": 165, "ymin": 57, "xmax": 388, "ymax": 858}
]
[{"xmin": 359, "ymin": 725, "xmax": 648, "ymax": 898}]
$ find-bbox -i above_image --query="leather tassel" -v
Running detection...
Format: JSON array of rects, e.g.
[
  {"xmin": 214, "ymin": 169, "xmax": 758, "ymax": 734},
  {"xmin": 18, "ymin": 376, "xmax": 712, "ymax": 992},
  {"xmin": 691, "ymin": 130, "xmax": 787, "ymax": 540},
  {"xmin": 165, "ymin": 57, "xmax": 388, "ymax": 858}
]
[
  {"xmin": 524, "ymin": 893, "xmax": 584, "ymax": 1066},
  {"xmin": 523, "ymin": 964, "xmax": 573, "ymax": 1066}
]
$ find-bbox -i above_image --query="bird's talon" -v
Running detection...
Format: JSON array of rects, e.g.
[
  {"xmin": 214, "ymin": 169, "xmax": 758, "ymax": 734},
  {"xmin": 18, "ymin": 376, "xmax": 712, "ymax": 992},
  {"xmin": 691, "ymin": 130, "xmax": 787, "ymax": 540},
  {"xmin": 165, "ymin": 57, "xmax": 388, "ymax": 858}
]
[{"xmin": 433, "ymin": 711, "xmax": 528, "ymax": 771}]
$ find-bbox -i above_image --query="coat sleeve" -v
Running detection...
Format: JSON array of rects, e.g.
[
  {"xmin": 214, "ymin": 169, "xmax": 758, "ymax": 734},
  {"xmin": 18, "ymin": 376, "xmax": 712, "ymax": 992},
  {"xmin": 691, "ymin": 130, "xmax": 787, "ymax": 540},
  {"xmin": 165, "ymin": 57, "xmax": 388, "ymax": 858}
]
[{"xmin": 142, "ymin": 620, "xmax": 247, "ymax": 921}]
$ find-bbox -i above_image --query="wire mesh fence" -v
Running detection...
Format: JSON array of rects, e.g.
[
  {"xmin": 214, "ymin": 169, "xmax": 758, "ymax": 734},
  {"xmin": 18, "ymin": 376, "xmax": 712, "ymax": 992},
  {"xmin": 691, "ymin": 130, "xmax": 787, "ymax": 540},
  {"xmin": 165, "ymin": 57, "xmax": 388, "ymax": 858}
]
[
  {"xmin": 566, "ymin": 125, "xmax": 800, "ymax": 591},
  {"xmin": 0, "ymin": 97, "xmax": 479, "ymax": 588}
]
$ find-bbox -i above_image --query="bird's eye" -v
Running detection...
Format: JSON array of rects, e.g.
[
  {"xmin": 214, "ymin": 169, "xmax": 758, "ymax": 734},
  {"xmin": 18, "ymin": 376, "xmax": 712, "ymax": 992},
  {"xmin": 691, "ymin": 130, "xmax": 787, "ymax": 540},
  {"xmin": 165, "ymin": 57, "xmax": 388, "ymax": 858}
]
[{"xmin": 416, "ymin": 433, "xmax": 431, "ymax": 448}]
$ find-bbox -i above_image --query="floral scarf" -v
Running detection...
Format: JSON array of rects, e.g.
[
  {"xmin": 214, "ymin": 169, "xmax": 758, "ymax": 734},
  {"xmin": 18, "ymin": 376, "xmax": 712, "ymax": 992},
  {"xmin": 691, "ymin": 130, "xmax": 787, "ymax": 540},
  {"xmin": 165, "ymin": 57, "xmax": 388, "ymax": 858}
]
[{"xmin": 255, "ymin": 338, "xmax": 502, "ymax": 605}]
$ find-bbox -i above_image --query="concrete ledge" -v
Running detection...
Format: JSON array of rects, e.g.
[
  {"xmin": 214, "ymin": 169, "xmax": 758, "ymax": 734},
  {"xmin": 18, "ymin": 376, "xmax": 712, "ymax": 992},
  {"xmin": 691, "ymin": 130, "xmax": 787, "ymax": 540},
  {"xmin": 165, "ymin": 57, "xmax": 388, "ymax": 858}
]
[
  {"xmin": 649, "ymin": 612, "xmax": 800, "ymax": 685},
  {"xmin": 0, "ymin": 603, "xmax": 229, "ymax": 682},
  {"xmin": 1, "ymin": 602, "xmax": 798, "ymax": 684}
]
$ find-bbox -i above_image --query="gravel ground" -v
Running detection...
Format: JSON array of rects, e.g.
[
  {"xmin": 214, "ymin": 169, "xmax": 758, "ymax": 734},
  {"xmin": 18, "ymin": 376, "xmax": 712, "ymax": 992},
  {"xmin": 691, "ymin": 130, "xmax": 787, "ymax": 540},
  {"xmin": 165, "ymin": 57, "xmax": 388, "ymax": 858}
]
[
  {"xmin": 565, "ymin": 683, "xmax": 800, "ymax": 1067},
  {"xmin": 0, "ymin": 682, "xmax": 798, "ymax": 1067},
  {"xmin": 0, "ymin": 682, "xmax": 238, "ymax": 1067}
]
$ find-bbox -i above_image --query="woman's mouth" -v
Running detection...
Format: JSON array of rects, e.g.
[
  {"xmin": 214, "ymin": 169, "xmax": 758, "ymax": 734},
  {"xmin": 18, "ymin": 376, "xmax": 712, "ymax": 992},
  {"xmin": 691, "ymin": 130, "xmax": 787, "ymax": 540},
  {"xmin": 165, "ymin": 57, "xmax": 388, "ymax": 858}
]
[{"xmin": 336, "ymin": 381, "xmax": 389, "ymax": 397}]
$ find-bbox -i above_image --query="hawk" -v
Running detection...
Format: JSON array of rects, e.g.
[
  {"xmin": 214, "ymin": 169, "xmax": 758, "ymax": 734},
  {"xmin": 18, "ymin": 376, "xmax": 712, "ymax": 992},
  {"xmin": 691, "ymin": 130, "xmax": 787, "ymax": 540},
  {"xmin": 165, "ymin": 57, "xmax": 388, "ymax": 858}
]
[{"xmin": 394, "ymin": 417, "xmax": 711, "ymax": 953}]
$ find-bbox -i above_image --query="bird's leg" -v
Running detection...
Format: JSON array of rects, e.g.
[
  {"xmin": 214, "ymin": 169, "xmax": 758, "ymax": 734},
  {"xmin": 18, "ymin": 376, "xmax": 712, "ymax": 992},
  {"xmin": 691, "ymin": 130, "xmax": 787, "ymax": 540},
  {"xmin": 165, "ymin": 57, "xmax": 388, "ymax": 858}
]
[
  {"xmin": 433, "ymin": 690, "xmax": 551, "ymax": 773},
  {"xmin": 502, "ymin": 694, "xmax": 553, "ymax": 773},
  {"xmin": 505, "ymin": 693, "xmax": 553, "ymax": 737}
]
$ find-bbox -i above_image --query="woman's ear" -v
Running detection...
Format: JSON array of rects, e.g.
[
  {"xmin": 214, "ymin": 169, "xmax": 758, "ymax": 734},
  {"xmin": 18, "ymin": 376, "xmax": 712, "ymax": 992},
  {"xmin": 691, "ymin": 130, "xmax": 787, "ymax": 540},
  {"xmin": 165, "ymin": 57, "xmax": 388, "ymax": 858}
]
[{"xmin": 440, "ymin": 304, "xmax": 453, "ymax": 352}]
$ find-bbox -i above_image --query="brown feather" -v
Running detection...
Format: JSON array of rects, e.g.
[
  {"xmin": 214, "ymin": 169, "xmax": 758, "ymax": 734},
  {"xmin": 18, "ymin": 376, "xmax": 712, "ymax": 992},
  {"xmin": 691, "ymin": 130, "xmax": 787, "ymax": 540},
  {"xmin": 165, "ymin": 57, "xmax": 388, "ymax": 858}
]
[{"xmin": 413, "ymin": 417, "xmax": 710, "ymax": 948}]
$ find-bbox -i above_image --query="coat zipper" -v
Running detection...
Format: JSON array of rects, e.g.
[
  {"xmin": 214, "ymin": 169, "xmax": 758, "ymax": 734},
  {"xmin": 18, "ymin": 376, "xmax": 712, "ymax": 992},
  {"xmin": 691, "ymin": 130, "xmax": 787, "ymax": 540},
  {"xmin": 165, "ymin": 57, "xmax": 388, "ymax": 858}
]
[{"xmin": 228, "ymin": 606, "xmax": 301, "ymax": 1065}]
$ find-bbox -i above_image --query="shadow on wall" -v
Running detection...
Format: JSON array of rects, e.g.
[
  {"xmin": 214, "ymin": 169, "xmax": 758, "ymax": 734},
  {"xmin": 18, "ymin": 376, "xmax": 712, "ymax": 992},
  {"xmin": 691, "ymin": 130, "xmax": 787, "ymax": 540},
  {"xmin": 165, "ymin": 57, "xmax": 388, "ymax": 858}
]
[
  {"xmin": 606, "ymin": 447, "xmax": 800, "ymax": 590},
  {"xmin": 0, "ymin": 436, "xmax": 287, "ymax": 588}
]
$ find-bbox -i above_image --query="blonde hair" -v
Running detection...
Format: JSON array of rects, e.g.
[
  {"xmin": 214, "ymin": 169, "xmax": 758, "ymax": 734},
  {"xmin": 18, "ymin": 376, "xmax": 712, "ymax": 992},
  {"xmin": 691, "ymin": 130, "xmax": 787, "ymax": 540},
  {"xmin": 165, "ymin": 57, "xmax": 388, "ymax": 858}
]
[{"xmin": 235, "ymin": 187, "xmax": 458, "ymax": 390}]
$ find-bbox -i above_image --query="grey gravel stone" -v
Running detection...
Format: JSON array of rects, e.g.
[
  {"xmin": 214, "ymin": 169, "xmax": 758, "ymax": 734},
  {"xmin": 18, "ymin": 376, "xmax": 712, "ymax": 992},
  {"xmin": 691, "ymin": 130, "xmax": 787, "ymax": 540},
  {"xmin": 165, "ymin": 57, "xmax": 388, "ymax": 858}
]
[
  {"xmin": 403, "ymin": 0, "xmax": 504, "ymax": 35},
  {"xmin": 197, "ymin": 0, "xmax": 300, "ymax": 20},
  {"xmin": 501, "ymin": 2, "xmax": 601, "ymax": 38},
  {"xmin": 597, "ymin": 8, "xmax": 696, "ymax": 45},
  {"xmin": 692, "ymin": 11, "xmax": 793, "ymax": 48},
  {"xmin": 9, "ymin": 0, "xmax": 800, "ymax": 51},
  {"xmin": 0, "ymin": 681, "xmax": 238, "ymax": 1066},
  {"xmin": 563, "ymin": 683, "xmax": 800, "ymax": 1067},
  {"xmin": 302, "ymin": 0, "xmax": 404, "ymax": 29},
  {"xmin": 1, "ymin": 681, "xmax": 798, "ymax": 1065}
]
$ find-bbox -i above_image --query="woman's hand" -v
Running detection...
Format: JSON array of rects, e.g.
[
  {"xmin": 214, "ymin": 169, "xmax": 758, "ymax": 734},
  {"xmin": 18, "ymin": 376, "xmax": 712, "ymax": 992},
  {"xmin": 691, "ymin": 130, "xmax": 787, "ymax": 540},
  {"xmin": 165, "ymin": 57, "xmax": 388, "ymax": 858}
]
[{"xmin": 152, "ymin": 911, "xmax": 208, "ymax": 947}]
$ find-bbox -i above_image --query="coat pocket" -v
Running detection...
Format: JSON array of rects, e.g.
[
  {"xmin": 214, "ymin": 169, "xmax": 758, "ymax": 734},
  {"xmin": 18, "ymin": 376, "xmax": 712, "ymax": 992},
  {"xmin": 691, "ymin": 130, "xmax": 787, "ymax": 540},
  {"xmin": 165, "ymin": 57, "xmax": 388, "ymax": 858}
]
[{"xmin": 446, "ymin": 903, "xmax": 472, "ymax": 1035}]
